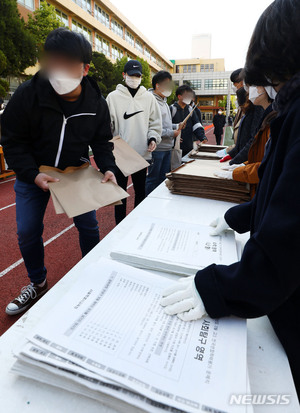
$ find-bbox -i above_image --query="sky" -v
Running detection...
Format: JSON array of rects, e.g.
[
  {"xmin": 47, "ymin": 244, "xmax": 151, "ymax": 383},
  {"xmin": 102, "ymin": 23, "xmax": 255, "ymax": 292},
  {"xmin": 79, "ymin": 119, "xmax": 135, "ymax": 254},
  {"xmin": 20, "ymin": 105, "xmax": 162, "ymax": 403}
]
[{"xmin": 110, "ymin": 0, "xmax": 274, "ymax": 71}]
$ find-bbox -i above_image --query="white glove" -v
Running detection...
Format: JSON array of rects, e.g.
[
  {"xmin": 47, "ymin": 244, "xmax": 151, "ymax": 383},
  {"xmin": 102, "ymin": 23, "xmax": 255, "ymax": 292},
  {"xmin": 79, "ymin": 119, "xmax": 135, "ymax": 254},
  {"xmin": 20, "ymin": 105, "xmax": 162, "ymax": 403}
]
[
  {"xmin": 160, "ymin": 277, "xmax": 207, "ymax": 322},
  {"xmin": 221, "ymin": 163, "xmax": 245, "ymax": 171},
  {"xmin": 209, "ymin": 216, "xmax": 229, "ymax": 236},
  {"xmin": 214, "ymin": 170, "xmax": 233, "ymax": 180},
  {"xmin": 216, "ymin": 148, "xmax": 227, "ymax": 158}
]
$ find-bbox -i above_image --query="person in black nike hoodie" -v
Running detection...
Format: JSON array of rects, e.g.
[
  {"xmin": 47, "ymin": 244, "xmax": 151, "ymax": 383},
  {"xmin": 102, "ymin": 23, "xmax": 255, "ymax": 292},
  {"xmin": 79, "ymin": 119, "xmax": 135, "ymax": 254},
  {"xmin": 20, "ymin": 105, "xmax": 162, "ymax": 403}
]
[
  {"xmin": 160, "ymin": 0, "xmax": 300, "ymax": 401},
  {"xmin": 1, "ymin": 28, "xmax": 117, "ymax": 316}
]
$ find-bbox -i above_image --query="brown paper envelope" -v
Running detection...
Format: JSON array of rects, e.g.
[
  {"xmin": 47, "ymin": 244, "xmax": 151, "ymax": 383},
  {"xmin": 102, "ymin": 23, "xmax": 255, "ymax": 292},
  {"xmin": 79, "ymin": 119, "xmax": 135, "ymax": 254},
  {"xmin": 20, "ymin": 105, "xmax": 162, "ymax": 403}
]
[
  {"xmin": 40, "ymin": 164, "xmax": 129, "ymax": 218},
  {"xmin": 50, "ymin": 191, "xmax": 65, "ymax": 214},
  {"xmin": 111, "ymin": 136, "xmax": 149, "ymax": 177}
]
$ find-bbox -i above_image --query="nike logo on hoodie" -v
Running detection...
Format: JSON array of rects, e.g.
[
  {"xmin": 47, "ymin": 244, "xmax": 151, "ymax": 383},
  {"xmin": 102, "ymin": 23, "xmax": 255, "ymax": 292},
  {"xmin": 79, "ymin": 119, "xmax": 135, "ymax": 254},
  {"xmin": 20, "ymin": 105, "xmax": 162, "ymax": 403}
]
[{"xmin": 124, "ymin": 110, "xmax": 144, "ymax": 119}]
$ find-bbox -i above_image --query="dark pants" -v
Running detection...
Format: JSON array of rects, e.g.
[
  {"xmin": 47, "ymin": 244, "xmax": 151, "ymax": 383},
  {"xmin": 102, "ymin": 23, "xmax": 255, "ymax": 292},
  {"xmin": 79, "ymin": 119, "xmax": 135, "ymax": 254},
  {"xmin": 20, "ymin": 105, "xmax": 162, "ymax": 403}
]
[
  {"xmin": 114, "ymin": 167, "xmax": 147, "ymax": 225},
  {"xmin": 14, "ymin": 179, "xmax": 100, "ymax": 284},
  {"xmin": 145, "ymin": 150, "xmax": 171, "ymax": 196},
  {"xmin": 215, "ymin": 134, "xmax": 222, "ymax": 145}
]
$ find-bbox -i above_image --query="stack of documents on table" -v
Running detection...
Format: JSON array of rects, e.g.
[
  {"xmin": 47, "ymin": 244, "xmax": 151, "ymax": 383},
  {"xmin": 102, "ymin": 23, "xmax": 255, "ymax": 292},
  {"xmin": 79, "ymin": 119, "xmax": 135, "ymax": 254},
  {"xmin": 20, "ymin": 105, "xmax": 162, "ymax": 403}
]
[
  {"xmin": 188, "ymin": 149, "xmax": 221, "ymax": 160},
  {"xmin": 12, "ymin": 258, "xmax": 248, "ymax": 413},
  {"xmin": 40, "ymin": 163, "xmax": 129, "ymax": 218},
  {"xmin": 111, "ymin": 217, "xmax": 238, "ymax": 275},
  {"xmin": 196, "ymin": 144, "xmax": 227, "ymax": 153},
  {"xmin": 166, "ymin": 160, "xmax": 251, "ymax": 204}
]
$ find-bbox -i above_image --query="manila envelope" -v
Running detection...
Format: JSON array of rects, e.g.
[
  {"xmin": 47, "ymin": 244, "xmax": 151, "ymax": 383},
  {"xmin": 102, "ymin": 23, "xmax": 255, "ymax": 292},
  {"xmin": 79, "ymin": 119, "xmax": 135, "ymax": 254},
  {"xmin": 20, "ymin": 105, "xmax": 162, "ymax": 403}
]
[
  {"xmin": 39, "ymin": 163, "xmax": 129, "ymax": 218},
  {"xmin": 110, "ymin": 135, "xmax": 150, "ymax": 177}
]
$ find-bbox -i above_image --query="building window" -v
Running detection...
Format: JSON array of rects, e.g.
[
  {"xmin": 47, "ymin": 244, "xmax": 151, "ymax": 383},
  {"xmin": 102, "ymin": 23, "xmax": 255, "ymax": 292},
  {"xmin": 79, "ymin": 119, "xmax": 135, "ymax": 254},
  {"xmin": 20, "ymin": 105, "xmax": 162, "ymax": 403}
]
[
  {"xmin": 156, "ymin": 58, "xmax": 162, "ymax": 68},
  {"xmin": 151, "ymin": 53, "xmax": 157, "ymax": 64},
  {"xmin": 125, "ymin": 31, "xmax": 134, "ymax": 47},
  {"xmin": 55, "ymin": 9, "xmax": 68, "ymax": 27},
  {"xmin": 17, "ymin": 0, "xmax": 34, "ymax": 10},
  {"xmin": 198, "ymin": 99, "xmax": 214, "ymax": 106},
  {"xmin": 72, "ymin": 20, "xmax": 92, "ymax": 43},
  {"xmin": 135, "ymin": 39, "xmax": 143, "ymax": 54},
  {"xmin": 183, "ymin": 80, "xmax": 202, "ymax": 89},
  {"xmin": 95, "ymin": 35, "xmax": 110, "ymax": 56},
  {"xmin": 144, "ymin": 48, "xmax": 151, "ymax": 59},
  {"xmin": 72, "ymin": 0, "xmax": 91, "ymax": 13},
  {"xmin": 94, "ymin": 5, "xmax": 109, "ymax": 27},
  {"xmin": 204, "ymin": 79, "xmax": 228, "ymax": 90},
  {"xmin": 175, "ymin": 65, "xmax": 180, "ymax": 73},
  {"xmin": 202, "ymin": 112, "xmax": 213, "ymax": 122},
  {"xmin": 183, "ymin": 64, "xmax": 197, "ymax": 73},
  {"xmin": 112, "ymin": 45, "xmax": 123, "ymax": 60},
  {"xmin": 201, "ymin": 64, "xmax": 214, "ymax": 72},
  {"xmin": 111, "ymin": 19, "xmax": 123, "ymax": 38}
]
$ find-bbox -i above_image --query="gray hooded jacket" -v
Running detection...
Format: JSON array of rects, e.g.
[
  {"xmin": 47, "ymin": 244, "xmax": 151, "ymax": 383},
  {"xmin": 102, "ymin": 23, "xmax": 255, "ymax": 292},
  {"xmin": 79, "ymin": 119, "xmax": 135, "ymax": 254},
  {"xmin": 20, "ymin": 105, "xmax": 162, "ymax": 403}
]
[{"xmin": 149, "ymin": 89, "xmax": 177, "ymax": 151}]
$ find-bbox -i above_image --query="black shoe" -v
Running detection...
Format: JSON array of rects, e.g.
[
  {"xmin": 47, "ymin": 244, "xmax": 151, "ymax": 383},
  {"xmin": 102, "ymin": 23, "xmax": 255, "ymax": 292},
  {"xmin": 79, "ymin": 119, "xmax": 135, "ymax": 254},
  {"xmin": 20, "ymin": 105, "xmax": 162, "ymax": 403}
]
[{"xmin": 5, "ymin": 280, "xmax": 48, "ymax": 316}]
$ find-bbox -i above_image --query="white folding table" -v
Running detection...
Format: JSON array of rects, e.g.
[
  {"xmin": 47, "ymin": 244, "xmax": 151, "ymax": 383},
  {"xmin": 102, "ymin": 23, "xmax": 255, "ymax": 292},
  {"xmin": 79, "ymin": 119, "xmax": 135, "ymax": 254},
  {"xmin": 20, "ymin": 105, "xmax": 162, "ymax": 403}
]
[{"xmin": 0, "ymin": 183, "xmax": 298, "ymax": 413}]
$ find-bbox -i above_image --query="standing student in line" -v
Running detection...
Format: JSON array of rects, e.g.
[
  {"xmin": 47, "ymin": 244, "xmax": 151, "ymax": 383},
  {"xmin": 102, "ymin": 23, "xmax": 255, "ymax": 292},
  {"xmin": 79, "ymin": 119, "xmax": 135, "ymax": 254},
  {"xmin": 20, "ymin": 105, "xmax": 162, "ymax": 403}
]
[
  {"xmin": 145, "ymin": 71, "xmax": 181, "ymax": 195},
  {"xmin": 1, "ymin": 28, "xmax": 116, "ymax": 315},
  {"xmin": 212, "ymin": 109, "xmax": 226, "ymax": 145},
  {"xmin": 161, "ymin": 0, "xmax": 300, "ymax": 399},
  {"xmin": 106, "ymin": 60, "xmax": 162, "ymax": 224},
  {"xmin": 170, "ymin": 85, "xmax": 207, "ymax": 157}
]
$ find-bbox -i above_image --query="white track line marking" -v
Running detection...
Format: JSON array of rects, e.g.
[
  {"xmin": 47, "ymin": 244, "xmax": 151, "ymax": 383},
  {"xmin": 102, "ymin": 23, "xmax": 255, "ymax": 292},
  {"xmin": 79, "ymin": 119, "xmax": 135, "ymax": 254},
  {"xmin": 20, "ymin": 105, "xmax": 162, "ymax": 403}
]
[
  {"xmin": 0, "ymin": 224, "xmax": 75, "ymax": 277},
  {"xmin": 0, "ymin": 177, "xmax": 16, "ymax": 185},
  {"xmin": 0, "ymin": 203, "xmax": 16, "ymax": 212}
]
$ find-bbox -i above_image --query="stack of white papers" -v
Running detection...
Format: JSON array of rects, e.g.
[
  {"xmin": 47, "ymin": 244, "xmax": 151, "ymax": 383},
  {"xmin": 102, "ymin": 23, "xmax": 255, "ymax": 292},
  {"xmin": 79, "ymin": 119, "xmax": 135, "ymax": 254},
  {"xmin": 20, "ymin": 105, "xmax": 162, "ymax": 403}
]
[
  {"xmin": 111, "ymin": 217, "xmax": 238, "ymax": 275},
  {"xmin": 12, "ymin": 258, "xmax": 247, "ymax": 413}
]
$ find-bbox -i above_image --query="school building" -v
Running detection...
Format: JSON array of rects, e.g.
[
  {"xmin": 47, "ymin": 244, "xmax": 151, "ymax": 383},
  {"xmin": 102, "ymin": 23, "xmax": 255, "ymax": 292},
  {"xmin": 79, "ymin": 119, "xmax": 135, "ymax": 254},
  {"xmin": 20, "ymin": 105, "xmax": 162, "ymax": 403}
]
[{"xmin": 171, "ymin": 58, "xmax": 235, "ymax": 123}]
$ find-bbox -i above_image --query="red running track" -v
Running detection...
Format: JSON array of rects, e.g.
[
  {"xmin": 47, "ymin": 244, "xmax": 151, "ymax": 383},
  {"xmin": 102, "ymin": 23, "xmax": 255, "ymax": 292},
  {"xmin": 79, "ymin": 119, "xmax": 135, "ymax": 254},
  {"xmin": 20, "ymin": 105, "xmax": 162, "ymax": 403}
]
[{"xmin": 0, "ymin": 125, "xmax": 216, "ymax": 335}]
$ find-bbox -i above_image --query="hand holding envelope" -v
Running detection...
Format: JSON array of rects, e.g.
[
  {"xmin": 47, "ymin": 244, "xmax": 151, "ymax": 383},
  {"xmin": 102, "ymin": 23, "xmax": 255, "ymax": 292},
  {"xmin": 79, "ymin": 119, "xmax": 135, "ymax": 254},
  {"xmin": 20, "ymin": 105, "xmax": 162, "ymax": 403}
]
[{"xmin": 39, "ymin": 163, "xmax": 129, "ymax": 218}]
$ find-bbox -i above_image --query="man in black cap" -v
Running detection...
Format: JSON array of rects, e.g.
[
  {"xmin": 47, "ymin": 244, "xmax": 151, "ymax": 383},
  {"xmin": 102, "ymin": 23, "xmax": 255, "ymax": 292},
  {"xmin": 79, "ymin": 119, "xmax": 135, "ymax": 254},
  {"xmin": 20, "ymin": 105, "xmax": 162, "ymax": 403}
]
[{"xmin": 107, "ymin": 60, "xmax": 162, "ymax": 224}]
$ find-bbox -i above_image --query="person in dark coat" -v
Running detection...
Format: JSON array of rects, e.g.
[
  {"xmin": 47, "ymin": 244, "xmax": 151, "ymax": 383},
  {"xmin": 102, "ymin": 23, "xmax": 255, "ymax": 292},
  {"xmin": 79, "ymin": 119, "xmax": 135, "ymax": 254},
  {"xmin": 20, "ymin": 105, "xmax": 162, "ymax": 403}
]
[
  {"xmin": 222, "ymin": 87, "xmax": 264, "ymax": 164},
  {"xmin": 160, "ymin": 0, "xmax": 300, "ymax": 401},
  {"xmin": 213, "ymin": 109, "xmax": 226, "ymax": 145},
  {"xmin": 1, "ymin": 28, "xmax": 117, "ymax": 316},
  {"xmin": 170, "ymin": 85, "xmax": 207, "ymax": 156}
]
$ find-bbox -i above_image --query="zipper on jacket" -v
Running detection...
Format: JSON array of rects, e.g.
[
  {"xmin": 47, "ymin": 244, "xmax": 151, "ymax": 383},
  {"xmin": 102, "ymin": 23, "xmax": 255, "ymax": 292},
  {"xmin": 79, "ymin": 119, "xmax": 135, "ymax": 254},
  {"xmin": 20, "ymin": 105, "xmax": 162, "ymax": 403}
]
[{"xmin": 54, "ymin": 112, "xmax": 96, "ymax": 168}]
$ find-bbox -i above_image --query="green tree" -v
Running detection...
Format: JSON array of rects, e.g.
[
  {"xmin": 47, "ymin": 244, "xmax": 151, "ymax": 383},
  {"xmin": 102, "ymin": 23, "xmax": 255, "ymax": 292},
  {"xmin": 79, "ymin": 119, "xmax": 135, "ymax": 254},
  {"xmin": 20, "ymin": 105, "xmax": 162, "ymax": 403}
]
[
  {"xmin": 26, "ymin": 2, "xmax": 63, "ymax": 54},
  {"xmin": 0, "ymin": 0, "xmax": 36, "ymax": 76},
  {"xmin": 0, "ymin": 51, "xmax": 9, "ymax": 98},
  {"xmin": 88, "ymin": 52, "xmax": 117, "ymax": 97}
]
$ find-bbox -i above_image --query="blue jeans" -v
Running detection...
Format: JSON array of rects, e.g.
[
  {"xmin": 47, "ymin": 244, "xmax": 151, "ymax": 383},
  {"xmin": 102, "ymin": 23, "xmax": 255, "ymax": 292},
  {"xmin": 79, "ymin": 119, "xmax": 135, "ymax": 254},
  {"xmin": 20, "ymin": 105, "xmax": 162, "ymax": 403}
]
[
  {"xmin": 14, "ymin": 179, "xmax": 100, "ymax": 284},
  {"xmin": 145, "ymin": 150, "xmax": 171, "ymax": 196}
]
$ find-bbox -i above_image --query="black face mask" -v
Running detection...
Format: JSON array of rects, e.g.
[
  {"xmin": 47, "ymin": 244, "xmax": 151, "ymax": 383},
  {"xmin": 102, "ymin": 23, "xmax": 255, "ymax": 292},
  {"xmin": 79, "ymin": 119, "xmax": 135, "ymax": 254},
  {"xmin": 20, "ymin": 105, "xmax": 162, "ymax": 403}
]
[{"xmin": 237, "ymin": 87, "xmax": 247, "ymax": 106}]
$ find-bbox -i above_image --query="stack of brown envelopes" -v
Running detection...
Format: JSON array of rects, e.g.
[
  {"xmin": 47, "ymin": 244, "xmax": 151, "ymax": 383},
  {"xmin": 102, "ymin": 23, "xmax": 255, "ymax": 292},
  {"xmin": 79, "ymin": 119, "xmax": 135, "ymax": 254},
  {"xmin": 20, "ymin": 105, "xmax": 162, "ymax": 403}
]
[
  {"xmin": 166, "ymin": 159, "xmax": 250, "ymax": 204},
  {"xmin": 188, "ymin": 144, "xmax": 227, "ymax": 160}
]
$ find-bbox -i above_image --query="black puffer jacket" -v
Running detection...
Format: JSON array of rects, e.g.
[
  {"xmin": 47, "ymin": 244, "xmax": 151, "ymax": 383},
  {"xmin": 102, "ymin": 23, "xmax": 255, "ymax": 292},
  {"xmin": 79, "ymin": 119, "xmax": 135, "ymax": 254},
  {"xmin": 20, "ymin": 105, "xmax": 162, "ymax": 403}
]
[
  {"xmin": 228, "ymin": 105, "xmax": 264, "ymax": 165},
  {"xmin": 1, "ymin": 71, "xmax": 116, "ymax": 183}
]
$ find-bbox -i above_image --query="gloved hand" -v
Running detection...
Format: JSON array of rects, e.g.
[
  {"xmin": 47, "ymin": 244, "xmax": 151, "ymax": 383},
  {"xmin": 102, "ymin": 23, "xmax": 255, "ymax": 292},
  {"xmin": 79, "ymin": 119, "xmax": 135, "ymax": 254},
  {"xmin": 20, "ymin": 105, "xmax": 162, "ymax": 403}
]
[
  {"xmin": 221, "ymin": 163, "xmax": 245, "ymax": 171},
  {"xmin": 216, "ymin": 148, "xmax": 227, "ymax": 158},
  {"xmin": 209, "ymin": 216, "xmax": 229, "ymax": 236},
  {"xmin": 220, "ymin": 155, "xmax": 232, "ymax": 163},
  {"xmin": 213, "ymin": 170, "xmax": 233, "ymax": 180},
  {"xmin": 161, "ymin": 277, "xmax": 207, "ymax": 322}
]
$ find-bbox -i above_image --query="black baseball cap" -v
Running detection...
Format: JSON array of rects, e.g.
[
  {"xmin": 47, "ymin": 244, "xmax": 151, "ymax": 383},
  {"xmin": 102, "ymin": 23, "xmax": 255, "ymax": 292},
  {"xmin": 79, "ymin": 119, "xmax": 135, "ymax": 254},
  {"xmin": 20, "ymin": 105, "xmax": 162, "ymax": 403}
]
[{"xmin": 124, "ymin": 60, "xmax": 142, "ymax": 76}]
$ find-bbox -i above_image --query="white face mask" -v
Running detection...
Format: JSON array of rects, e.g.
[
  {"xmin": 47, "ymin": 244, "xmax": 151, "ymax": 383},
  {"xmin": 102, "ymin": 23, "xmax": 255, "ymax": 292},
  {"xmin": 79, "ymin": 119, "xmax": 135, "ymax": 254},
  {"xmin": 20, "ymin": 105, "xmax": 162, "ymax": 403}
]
[
  {"xmin": 161, "ymin": 89, "xmax": 172, "ymax": 98},
  {"xmin": 264, "ymin": 86, "xmax": 277, "ymax": 100},
  {"xmin": 125, "ymin": 75, "xmax": 141, "ymax": 89},
  {"xmin": 218, "ymin": 111, "xmax": 223, "ymax": 115},
  {"xmin": 48, "ymin": 70, "xmax": 83, "ymax": 95},
  {"xmin": 249, "ymin": 86, "xmax": 264, "ymax": 104},
  {"xmin": 182, "ymin": 98, "xmax": 192, "ymax": 105},
  {"xmin": 232, "ymin": 85, "xmax": 237, "ymax": 93}
]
